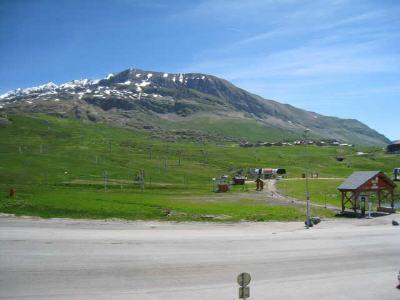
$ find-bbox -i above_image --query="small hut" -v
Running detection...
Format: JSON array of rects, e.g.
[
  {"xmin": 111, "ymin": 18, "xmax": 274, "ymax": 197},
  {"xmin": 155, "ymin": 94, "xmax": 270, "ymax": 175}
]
[
  {"xmin": 232, "ymin": 175, "xmax": 246, "ymax": 185},
  {"xmin": 338, "ymin": 171, "xmax": 396, "ymax": 214},
  {"xmin": 387, "ymin": 140, "xmax": 400, "ymax": 154},
  {"xmin": 254, "ymin": 168, "xmax": 286, "ymax": 179},
  {"xmin": 394, "ymin": 168, "xmax": 400, "ymax": 181},
  {"xmin": 215, "ymin": 175, "xmax": 230, "ymax": 192}
]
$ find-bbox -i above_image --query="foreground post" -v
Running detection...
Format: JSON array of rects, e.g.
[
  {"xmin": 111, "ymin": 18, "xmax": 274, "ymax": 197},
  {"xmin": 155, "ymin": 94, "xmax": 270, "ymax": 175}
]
[{"xmin": 237, "ymin": 272, "xmax": 251, "ymax": 299}]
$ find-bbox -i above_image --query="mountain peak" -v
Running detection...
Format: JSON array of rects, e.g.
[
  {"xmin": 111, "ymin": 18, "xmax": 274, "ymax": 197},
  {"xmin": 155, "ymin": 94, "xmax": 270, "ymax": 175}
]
[{"xmin": 0, "ymin": 68, "xmax": 390, "ymax": 145}]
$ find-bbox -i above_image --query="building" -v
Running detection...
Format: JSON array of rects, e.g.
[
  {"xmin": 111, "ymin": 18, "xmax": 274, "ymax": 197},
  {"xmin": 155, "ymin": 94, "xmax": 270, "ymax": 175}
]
[
  {"xmin": 254, "ymin": 168, "xmax": 286, "ymax": 179},
  {"xmin": 394, "ymin": 168, "xmax": 400, "ymax": 181},
  {"xmin": 338, "ymin": 171, "xmax": 396, "ymax": 214},
  {"xmin": 387, "ymin": 140, "xmax": 400, "ymax": 153}
]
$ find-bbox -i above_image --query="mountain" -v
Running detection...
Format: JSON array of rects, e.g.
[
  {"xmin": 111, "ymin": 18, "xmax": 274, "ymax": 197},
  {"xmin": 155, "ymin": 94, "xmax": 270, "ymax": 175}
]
[{"xmin": 0, "ymin": 68, "xmax": 390, "ymax": 145}]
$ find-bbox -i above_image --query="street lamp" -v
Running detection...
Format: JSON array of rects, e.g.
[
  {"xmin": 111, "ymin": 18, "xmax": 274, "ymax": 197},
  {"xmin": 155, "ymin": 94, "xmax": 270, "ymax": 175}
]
[{"xmin": 303, "ymin": 129, "xmax": 311, "ymax": 228}]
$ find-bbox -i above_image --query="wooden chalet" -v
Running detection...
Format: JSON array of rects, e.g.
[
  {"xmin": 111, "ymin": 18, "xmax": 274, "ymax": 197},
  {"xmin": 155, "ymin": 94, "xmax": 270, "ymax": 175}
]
[{"xmin": 338, "ymin": 171, "xmax": 396, "ymax": 214}]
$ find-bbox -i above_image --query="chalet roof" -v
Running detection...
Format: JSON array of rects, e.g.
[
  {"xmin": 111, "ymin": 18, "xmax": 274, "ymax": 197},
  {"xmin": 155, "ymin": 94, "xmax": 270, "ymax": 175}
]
[{"xmin": 338, "ymin": 171, "xmax": 381, "ymax": 190}]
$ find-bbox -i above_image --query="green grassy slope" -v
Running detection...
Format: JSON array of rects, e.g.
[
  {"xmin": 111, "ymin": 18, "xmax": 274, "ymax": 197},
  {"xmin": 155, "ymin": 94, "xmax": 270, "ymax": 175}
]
[
  {"xmin": 0, "ymin": 113, "xmax": 398, "ymax": 221},
  {"xmin": 155, "ymin": 116, "xmax": 301, "ymax": 142}
]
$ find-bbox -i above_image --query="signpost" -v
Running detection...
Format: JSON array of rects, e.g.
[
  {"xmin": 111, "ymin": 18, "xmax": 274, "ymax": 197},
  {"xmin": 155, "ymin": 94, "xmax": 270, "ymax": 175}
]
[
  {"xmin": 237, "ymin": 272, "xmax": 251, "ymax": 299},
  {"xmin": 239, "ymin": 287, "xmax": 250, "ymax": 299},
  {"xmin": 360, "ymin": 195, "xmax": 370, "ymax": 218},
  {"xmin": 359, "ymin": 195, "xmax": 372, "ymax": 219}
]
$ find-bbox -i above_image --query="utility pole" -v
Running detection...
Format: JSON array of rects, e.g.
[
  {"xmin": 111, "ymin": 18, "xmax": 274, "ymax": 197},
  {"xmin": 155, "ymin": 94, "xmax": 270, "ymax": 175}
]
[
  {"xmin": 103, "ymin": 170, "xmax": 108, "ymax": 191},
  {"xmin": 177, "ymin": 150, "xmax": 182, "ymax": 166},
  {"xmin": 148, "ymin": 146, "xmax": 152, "ymax": 159},
  {"xmin": 304, "ymin": 129, "xmax": 311, "ymax": 228},
  {"xmin": 140, "ymin": 169, "xmax": 145, "ymax": 192}
]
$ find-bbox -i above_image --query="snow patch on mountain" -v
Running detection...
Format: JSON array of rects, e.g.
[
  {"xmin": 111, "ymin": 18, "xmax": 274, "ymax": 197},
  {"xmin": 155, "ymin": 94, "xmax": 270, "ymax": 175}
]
[{"xmin": 0, "ymin": 92, "xmax": 11, "ymax": 99}]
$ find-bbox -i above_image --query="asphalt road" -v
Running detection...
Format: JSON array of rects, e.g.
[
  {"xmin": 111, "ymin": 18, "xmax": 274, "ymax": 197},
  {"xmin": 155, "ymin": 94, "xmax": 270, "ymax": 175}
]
[{"xmin": 1, "ymin": 215, "xmax": 399, "ymax": 299}]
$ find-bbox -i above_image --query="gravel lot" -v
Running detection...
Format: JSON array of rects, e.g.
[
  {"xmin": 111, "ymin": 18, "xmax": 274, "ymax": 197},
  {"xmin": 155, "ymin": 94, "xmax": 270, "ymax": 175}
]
[{"xmin": 1, "ymin": 214, "xmax": 399, "ymax": 299}]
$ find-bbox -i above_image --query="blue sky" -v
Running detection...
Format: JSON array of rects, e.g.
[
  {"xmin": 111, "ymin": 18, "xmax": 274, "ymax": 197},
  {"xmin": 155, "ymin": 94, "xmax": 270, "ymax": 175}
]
[{"xmin": 0, "ymin": 0, "xmax": 399, "ymax": 140}]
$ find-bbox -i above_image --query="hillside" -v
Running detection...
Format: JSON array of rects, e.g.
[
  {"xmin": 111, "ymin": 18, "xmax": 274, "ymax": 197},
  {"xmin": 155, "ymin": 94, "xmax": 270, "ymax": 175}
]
[
  {"xmin": 0, "ymin": 114, "xmax": 398, "ymax": 221},
  {"xmin": 0, "ymin": 68, "xmax": 390, "ymax": 145}
]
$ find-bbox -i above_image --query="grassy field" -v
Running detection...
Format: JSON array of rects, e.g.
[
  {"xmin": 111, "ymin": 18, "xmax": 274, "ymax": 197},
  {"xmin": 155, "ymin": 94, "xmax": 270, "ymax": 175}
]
[
  {"xmin": 0, "ymin": 113, "xmax": 398, "ymax": 221},
  {"xmin": 277, "ymin": 178, "xmax": 400, "ymax": 209},
  {"xmin": 276, "ymin": 179, "xmax": 345, "ymax": 207},
  {"xmin": 0, "ymin": 184, "xmax": 335, "ymax": 221}
]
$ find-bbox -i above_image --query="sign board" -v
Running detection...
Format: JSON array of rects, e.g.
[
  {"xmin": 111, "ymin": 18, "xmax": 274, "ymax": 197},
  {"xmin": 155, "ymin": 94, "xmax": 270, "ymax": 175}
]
[
  {"xmin": 239, "ymin": 287, "xmax": 250, "ymax": 299},
  {"xmin": 371, "ymin": 177, "xmax": 378, "ymax": 189},
  {"xmin": 237, "ymin": 273, "xmax": 251, "ymax": 287}
]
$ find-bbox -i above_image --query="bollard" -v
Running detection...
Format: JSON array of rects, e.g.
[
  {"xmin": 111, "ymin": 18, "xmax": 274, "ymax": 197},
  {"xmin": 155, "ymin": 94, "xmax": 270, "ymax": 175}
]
[{"xmin": 9, "ymin": 188, "xmax": 16, "ymax": 198}]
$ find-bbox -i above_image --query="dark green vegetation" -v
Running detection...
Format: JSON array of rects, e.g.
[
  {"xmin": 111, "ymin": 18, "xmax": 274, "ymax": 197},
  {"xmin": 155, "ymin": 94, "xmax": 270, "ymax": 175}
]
[{"xmin": 0, "ymin": 114, "xmax": 398, "ymax": 221}]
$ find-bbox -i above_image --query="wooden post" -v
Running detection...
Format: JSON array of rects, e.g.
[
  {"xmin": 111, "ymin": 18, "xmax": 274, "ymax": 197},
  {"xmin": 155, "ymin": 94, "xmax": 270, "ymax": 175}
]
[
  {"xmin": 341, "ymin": 191, "xmax": 345, "ymax": 212},
  {"xmin": 352, "ymin": 192, "xmax": 357, "ymax": 213},
  {"xmin": 377, "ymin": 189, "xmax": 381, "ymax": 209},
  {"xmin": 9, "ymin": 188, "xmax": 16, "ymax": 198},
  {"xmin": 390, "ymin": 189, "xmax": 394, "ymax": 209}
]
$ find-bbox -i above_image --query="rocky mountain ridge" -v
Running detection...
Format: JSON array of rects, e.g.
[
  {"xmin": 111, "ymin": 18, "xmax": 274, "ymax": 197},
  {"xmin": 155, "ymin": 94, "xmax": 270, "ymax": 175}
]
[{"xmin": 0, "ymin": 68, "xmax": 390, "ymax": 145}]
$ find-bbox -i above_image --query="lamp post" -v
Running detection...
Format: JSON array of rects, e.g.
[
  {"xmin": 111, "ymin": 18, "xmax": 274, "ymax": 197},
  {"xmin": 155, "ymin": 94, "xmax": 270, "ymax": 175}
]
[{"xmin": 303, "ymin": 129, "xmax": 311, "ymax": 229}]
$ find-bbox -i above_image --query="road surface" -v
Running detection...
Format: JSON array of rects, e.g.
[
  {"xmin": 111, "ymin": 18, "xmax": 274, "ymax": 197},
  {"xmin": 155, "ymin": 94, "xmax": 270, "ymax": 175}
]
[{"xmin": 1, "ymin": 214, "xmax": 399, "ymax": 299}]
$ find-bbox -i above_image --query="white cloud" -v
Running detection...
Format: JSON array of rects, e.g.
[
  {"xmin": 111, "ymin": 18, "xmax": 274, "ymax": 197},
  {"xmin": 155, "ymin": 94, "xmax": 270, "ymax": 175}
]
[
  {"xmin": 180, "ymin": 1, "xmax": 400, "ymax": 98},
  {"xmin": 175, "ymin": 1, "xmax": 400, "ymax": 139}
]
